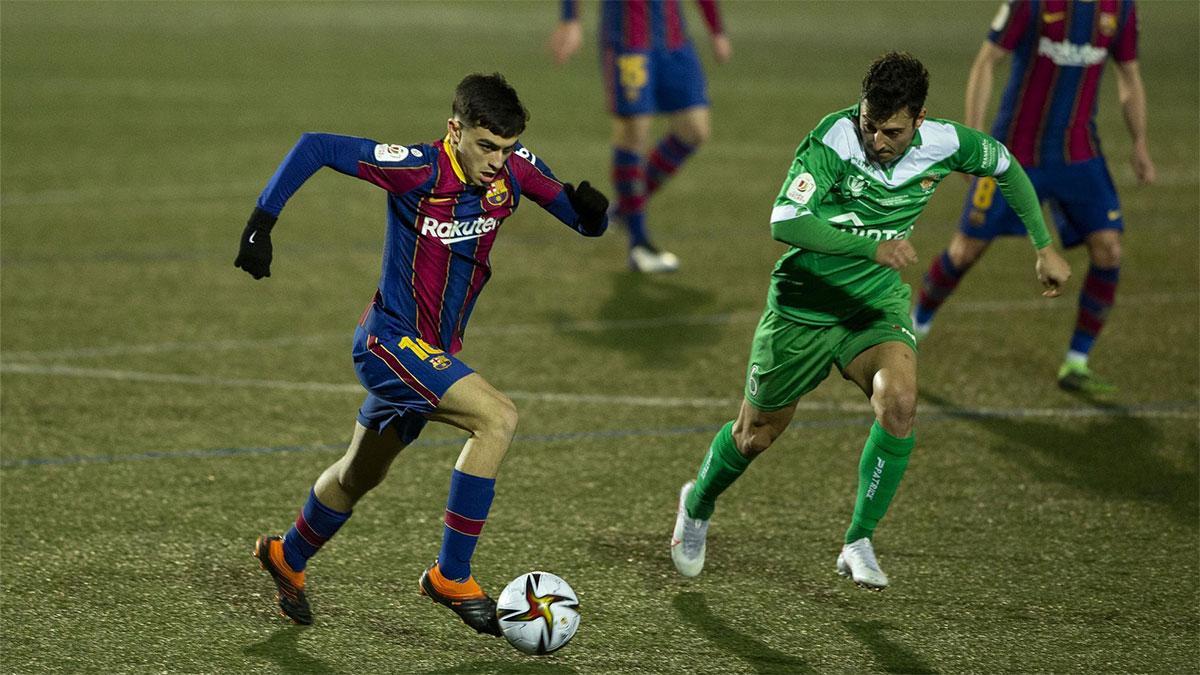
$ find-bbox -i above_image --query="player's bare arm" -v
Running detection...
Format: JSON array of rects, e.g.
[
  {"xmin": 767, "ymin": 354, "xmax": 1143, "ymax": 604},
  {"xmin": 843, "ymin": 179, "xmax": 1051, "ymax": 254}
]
[
  {"xmin": 965, "ymin": 41, "xmax": 1008, "ymax": 130},
  {"xmin": 550, "ymin": 19, "xmax": 582, "ymax": 65},
  {"xmin": 1114, "ymin": 60, "xmax": 1157, "ymax": 185},
  {"xmin": 711, "ymin": 33, "xmax": 732, "ymax": 64},
  {"xmin": 959, "ymin": 41, "xmax": 1009, "ymax": 184}
]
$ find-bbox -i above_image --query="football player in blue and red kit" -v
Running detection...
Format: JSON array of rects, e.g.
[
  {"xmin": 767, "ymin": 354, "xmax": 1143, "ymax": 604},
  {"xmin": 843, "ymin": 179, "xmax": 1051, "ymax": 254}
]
[
  {"xmin": 237, "ymin": 73, "xmax": 608, "ymax": 634},
  {"xmin": 912, "ymin": 0, "xmax": 1156, "ymax": 393},
  {"xmin": 550, "ymin": 0, "xmax": 731, "ymax": 273}
]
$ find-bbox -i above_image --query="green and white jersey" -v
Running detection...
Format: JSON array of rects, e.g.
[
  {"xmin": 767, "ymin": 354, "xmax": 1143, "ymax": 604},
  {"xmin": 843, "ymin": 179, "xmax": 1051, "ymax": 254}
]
[{"xmin": 768, "ymin": 105, "xmax": 1014, "ymax": 325}]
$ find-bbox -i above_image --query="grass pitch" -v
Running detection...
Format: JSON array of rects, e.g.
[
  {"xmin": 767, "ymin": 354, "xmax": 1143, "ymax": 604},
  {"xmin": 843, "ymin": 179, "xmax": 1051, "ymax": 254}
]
[{"xmin": 2, "ymin": 2, "xmax": 1197, "ymax": 672}]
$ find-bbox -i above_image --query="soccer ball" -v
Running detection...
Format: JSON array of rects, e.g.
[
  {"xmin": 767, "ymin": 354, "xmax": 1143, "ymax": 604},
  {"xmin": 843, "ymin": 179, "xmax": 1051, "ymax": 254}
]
[{"xmin": 496, "ymin": 571, "xmax": 580, "ymax": 655}]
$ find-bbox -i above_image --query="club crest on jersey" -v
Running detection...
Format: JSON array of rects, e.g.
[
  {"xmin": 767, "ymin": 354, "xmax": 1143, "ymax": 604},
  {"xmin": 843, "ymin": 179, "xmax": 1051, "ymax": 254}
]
[
  {"xmin": 485, "ymin": 178, "xmax": 509, "ymax": 207},
  {"xmin": 920, "ymin": 173, "xmax": 938, "ymax": 192},
  {"xmin": 845, "ymin": 174, "xmax": 868, "ymax": 197},
  {"xmin": 1099, "ymin": 12, "xmax": 1118, "ymax": 37}
]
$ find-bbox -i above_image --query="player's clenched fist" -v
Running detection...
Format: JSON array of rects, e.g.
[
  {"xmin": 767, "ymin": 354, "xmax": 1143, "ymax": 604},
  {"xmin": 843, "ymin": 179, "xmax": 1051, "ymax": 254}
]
[
  {"xmin": 234, "ymin": 207, "xmax": 277, "ymax": 279},
  {"xmin": 873, "ymin": 239, "xmax": 918, "ymax": 270},
  {"xmin": 1035, "ymin": 247, "xmax": 1071, "ymax": 298}
]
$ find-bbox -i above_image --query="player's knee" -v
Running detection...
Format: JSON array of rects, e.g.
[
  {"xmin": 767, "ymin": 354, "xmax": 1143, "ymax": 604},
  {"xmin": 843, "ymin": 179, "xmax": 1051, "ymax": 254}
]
[
  {"xmin": 875, "ymin": 387, "xmax": 917, "ymax": 437},
  {"xmin": 1090, "ymin": 239, "xmax": 1122, "ymax": 268},
  {"xmin": 678, "ymin": 121, "xmax": 710, "ymax": 147},
  {"xmin": 483, "ymin": 394, "xmax": 519, "ymax": 443},
  {"xmin": 732, "ymin": 422, "xmax": 776, "ymax": 459},
  {"xmin": 948, "ymin": 236, "xmax": 985, "ymax": 269}
]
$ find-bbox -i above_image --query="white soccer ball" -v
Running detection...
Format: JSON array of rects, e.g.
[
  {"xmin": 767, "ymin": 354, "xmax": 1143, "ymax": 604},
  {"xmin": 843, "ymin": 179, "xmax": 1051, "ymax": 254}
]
[{"xmin": 496, "ymin": 571, "xmax": 580, "ymax": 655}]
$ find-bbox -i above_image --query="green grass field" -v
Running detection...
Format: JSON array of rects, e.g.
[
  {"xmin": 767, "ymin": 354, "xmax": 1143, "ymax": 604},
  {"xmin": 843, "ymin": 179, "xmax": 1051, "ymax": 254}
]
[{"xmin": 2, "ymin": 1, "xmax": 1197, "ymax": 672}]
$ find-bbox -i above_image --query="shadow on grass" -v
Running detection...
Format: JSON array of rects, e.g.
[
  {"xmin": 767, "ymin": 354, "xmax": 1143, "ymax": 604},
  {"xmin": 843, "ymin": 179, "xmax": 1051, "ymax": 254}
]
[
  {"xmin": 673, "ymin": 591, "xmax": 812, "ymax": 673},
  {"xmin": 921, "ymin": 391, "xmax": 1198, "ymax": 524},
  {"xmin": 420, "ymin": 660, "xmax": 576, "ymax": 674},
  {"xmin": 242, "ymin": 626, "xmax": 334, "ymax": 674},
  {"xmin": 546, "ymin": 271, "xmax": 721, "ymax": 368},
  {"xmin": 843, "ymin": 620, "xmax": 936, "ymax": 674}
]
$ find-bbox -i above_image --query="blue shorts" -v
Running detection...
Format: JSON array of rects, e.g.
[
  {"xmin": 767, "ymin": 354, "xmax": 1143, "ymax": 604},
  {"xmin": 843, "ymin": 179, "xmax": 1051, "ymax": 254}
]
[
  {"xmin": 957, "ymin": 157, "xmax": 1124, "ymax": 248},
  {"xmin": 352, "ymin": 326, "xmax": 473, "ymax": 444},
  {"xmin": 602, "ymin": 44, "xmax": 709, "ymax": 117}
]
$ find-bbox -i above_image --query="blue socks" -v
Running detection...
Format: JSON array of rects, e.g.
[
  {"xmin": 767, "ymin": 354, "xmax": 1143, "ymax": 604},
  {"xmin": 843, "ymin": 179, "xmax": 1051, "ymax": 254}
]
[
  {"xmin": 438, "ymin": 470, "xmax": 496, "ymax": 582},
  {"xmin": 282, "ymin": 489, "xmax": 352, "ymax": 572}
]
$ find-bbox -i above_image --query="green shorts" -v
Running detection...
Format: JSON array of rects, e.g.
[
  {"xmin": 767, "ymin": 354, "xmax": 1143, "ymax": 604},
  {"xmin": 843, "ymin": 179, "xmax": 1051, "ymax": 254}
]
[{"xmin": 744, "ymin": 294, "xmax": 917, "ymax": 412}]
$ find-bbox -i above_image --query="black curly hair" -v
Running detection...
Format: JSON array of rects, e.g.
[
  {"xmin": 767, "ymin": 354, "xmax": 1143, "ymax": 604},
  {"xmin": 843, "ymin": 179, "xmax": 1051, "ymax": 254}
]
[
  {"xmin": 861, "ymin": 52, "xmax": 929, "ymax": 122},
  {"xmin": 452, "ymin": 73, "xmax": 529, "ymax": 138}
]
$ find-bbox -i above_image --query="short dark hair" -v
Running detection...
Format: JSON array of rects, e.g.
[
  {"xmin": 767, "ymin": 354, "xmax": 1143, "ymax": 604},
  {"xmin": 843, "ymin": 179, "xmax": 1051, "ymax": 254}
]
[
  {"xmin": 861, "ymin": 52, "xmax": 929, "ymax": 122},
  {"xmin": 452, "ymin": 73, "xmax": 529, "ymax": 137}
]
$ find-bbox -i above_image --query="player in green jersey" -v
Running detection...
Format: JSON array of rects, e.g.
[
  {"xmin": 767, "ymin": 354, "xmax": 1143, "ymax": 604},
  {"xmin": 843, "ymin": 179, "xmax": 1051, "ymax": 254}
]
[{"xmin": 670, "ymin": 52, "xmax": 1071, "ymax": 589}]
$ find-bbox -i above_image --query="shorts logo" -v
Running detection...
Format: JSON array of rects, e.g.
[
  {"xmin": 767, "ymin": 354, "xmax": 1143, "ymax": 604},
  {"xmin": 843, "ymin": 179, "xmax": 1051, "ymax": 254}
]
[
  {"xmin": 429, "ymin": 355, "xmax": 452, "ymax": 371},
  {"xmin": 485, "ymin": 178, "xmax": 509, "ymax": 207},
  {"xmin": 787, "ymin": 172, "xmax": 817, "ymax": 205},
  {"xmin": 374, "ymin": 143, "xmax": 410, "ymax": 162},
  {"xmin": 846, "ymin": 174, "xmax": 867, "ymax": 198},
  {"xmin": 1107, "ymin": 209, "xmax": 1121, "ymax": 221}
]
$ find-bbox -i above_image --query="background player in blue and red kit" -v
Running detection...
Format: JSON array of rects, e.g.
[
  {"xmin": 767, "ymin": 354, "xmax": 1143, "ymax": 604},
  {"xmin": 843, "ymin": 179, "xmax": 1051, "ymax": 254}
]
[
  {"xmin": 913, "ymin": 0, "xmax": 1156, "ymax": 393},
  {"xmin": 236, "ymin": 74, "xmax": 608, "ymax": 634},
  {"xmin": 551, "ymin": 0, "xmax": 731, "ymax": 273}
]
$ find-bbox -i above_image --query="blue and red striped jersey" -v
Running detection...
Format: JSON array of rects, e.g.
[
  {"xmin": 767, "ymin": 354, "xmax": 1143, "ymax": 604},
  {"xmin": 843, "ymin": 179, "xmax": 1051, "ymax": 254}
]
[
  {"xmin": 988, "ymin": 0, "xmax": 1138, "ymax": 167},
  {"xmin": 256, "ymin": 133, "xmax": 600, "ymax": 354},
  {"xmin": 562, "ymin": 0, "xmax": 723, "ymax": 51}
]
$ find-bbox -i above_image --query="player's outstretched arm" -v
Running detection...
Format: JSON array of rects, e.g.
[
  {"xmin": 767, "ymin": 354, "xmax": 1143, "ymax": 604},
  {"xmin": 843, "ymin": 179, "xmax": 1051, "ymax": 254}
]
[{"xmin": 235, "ymin": 133, "xmax": 377, "ymax": 280}]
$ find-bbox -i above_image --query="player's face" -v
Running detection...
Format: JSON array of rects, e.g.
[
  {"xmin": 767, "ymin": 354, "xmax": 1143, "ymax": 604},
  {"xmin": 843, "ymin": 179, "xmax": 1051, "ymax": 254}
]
[
  {"xmin": 858, "ymin": 101, "xmax": 925, "ymax": 165},
  {"xmin": 448, "ymin": 118, "xmax": 519, "ymax": 186}
]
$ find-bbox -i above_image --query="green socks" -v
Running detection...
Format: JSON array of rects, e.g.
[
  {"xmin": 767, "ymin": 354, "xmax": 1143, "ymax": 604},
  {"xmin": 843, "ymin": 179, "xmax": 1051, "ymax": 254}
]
[
  {"xmin": 845, "ymin": 421, "xmax": 914, "ymax": 544},
  {"xmin": 685, "ymin": 421, "xmax": 750, "ymax": 520}
]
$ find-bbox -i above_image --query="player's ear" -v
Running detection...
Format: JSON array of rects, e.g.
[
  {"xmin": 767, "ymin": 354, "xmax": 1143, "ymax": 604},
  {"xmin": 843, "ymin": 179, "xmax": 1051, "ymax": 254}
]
[
  {"xmin": 914, "ymin": 107, "xmax": 927, "ymax": 128},
  {"xmin": 447, "ymin": 117, "xmax": 462, "ymax": 142}
]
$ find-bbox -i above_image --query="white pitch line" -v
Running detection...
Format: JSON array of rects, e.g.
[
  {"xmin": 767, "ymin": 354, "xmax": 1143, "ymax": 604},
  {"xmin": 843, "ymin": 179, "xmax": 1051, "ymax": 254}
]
[
  {"xmin": 3, "ymin": 166, "xmax": 1196, "ymax": 207},
  {"xmin": 3, "ymin": 292, "xmax": 1195, "ymax": 362},
  {"xmin": 1, "ymin": 362, "xmax": 1196, "ymax": 420}
]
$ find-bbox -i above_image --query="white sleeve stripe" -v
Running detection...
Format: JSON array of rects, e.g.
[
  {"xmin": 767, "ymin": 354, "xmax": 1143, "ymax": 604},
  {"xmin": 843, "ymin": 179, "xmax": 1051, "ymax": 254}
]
[
  {"xmin": 994, "ymin": 147, "xmax": 1012, "ymax": 175},
  {"xmin": 770, "ymin": 204, "xmax": 810, "ymax": 223}
]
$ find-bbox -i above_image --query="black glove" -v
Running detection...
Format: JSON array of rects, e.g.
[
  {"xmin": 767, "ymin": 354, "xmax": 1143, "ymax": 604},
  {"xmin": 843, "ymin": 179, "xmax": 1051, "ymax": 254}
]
[
  {"xmin": 563, "ymin": 181, "xmax": 609, "ymax": 236},
  {"xmin": 234, "ymin": 207, "xmax": 277, "ymax": 279}
]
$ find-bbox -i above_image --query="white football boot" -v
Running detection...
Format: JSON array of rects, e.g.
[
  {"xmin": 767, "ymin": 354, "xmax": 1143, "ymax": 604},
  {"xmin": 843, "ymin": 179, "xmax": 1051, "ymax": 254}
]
[
  {"xmin": 910, "ymin": 310, "xmax": 931, "ymax": 342},
  {"xmin": 670, "ymin": 481, "xmax": 709, "ymax": 577},
  {"xmin": 837, "ymin": 537, "xmax": 889, "ymax": 590},
  {"xmin": 630, "ymin": 244, "xmax": 680, "ymax": 273}
]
